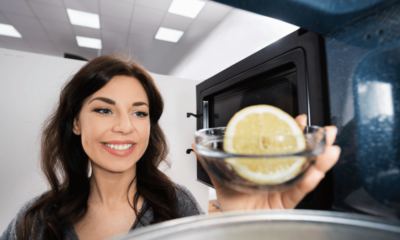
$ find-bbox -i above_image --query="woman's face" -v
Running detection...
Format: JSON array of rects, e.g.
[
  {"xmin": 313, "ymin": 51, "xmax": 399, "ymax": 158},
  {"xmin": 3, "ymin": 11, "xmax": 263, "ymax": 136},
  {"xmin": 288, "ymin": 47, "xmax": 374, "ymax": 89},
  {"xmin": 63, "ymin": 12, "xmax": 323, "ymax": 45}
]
[{"xmin": 74, "ymin": 75, "xmax": 150, "ymax": 173}]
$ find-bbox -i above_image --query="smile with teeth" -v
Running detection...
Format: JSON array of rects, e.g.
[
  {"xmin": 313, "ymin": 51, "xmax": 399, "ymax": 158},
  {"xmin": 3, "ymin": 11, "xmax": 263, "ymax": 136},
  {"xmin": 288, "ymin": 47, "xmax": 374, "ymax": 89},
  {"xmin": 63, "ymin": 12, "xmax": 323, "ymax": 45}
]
[{"xmin": 103, "ymin": 143, "xmax": 135, "ymax": 150}]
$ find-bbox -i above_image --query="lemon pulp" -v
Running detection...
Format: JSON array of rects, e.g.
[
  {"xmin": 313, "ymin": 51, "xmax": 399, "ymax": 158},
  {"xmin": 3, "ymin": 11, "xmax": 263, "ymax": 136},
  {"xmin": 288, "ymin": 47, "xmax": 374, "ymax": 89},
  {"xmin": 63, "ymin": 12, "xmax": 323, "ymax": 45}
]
[{"xmin": 223, "ymin": 105, "xmax": 306, "ymax": 184}]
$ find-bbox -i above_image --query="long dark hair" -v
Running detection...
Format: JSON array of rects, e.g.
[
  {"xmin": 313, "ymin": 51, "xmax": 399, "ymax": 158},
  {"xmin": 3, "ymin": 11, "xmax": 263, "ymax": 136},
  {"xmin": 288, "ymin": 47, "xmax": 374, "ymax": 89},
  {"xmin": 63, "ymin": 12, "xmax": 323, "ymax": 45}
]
[{"xmin": 16, "ymin": 55, "xmax": 181, "ymax": 239}]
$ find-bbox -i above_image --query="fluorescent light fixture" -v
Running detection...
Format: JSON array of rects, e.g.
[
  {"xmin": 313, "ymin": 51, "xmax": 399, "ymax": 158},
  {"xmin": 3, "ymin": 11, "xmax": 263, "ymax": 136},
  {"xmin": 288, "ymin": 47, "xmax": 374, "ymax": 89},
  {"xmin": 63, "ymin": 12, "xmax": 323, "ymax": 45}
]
[
  {"xmin": 76, "ymin": 36, "xmax": 102, "ymax": 49},
  {"xmin": 67, "ymin": 9, "xmax": 100, "ymax": 29},
  {"xmin": 155, "ymin": 27, "xmax": 184, "ymax": 43},
  {"xmin": 0, "ymin": 23, "xmax": 22, "ymax": 38},
  {"xmin": 168, "ymin": 0, "xmax": 206, "ymax": 18}
]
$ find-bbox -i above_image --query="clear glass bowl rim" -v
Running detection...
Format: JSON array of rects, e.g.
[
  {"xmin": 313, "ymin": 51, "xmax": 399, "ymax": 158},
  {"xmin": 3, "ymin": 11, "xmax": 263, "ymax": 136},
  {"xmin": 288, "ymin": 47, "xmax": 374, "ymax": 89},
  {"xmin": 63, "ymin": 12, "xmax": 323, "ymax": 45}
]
[
  {"xmin": 195, "ymin": 125, "xmax": 325, "ymax": 138},
  {"xmin": 195, "ymin": 125, "xmax": 326, "ymax": 158}
]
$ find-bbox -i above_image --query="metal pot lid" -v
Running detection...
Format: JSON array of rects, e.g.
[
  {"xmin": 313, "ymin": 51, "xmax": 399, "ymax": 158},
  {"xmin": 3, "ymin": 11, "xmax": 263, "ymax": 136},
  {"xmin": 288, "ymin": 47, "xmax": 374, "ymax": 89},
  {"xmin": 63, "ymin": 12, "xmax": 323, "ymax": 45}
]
[{"xmin": 112, "ymin": 210, "xmax": 400, "ymax": 240}]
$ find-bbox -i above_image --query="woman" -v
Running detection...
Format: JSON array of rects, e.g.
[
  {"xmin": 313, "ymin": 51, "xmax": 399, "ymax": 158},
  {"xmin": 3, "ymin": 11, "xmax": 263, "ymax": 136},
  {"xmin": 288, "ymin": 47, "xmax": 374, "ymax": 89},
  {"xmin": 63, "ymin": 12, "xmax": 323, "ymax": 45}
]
[{"xmin": 0, "ymin": 56, "xmax": 340, "ymax": 240}]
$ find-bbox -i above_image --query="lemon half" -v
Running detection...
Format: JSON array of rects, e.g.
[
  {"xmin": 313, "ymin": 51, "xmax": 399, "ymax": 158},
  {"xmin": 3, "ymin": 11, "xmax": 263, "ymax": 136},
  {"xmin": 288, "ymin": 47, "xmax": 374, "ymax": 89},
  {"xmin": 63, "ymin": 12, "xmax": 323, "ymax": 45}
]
[{"xmin": 223, "ymin": 105, "xmax": 307, "ymax": 184}]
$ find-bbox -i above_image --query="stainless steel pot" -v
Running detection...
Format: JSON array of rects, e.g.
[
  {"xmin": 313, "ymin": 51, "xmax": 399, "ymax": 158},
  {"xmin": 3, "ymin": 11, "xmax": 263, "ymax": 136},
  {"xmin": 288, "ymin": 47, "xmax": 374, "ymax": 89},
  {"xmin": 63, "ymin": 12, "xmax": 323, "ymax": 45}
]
[{"xmin": 112, "ymin": 210, "xmax": 400, "ymax": 240}]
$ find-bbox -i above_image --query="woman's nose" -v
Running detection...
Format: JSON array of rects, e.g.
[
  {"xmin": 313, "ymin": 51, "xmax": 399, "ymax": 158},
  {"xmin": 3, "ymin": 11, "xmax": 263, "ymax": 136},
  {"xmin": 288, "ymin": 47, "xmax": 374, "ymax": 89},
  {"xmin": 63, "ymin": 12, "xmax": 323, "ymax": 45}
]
[{"xmin": 113, "ymin": 113, "xmax": 134, "ymax": 134}]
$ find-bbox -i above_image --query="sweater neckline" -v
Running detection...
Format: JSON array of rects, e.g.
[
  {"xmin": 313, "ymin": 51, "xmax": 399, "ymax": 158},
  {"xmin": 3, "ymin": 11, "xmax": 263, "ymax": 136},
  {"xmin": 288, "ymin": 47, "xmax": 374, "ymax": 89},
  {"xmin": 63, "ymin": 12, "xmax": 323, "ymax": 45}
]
[{"xmin": 67, "ymin": 200, "xmax": 148, "ymax": 239}]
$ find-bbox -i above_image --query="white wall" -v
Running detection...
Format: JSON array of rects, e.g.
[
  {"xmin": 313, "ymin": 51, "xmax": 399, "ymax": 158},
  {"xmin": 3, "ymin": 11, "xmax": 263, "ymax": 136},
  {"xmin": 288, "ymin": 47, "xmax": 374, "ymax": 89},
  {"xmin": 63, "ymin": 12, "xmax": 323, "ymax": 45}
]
[
  {"xmin": 0, "ymin": 48, "xmax": 207, "ymax": 233},
  {"xmin": 170, "ymin": 8, "xmax": 299, "ymax": 81},
  {"xmin": 151, "ymin": 73, "xmax": 208, "ymax": 211},
  {"xmin": 0, "ymin": 48, "xmax": 86, "ymax": 232}
]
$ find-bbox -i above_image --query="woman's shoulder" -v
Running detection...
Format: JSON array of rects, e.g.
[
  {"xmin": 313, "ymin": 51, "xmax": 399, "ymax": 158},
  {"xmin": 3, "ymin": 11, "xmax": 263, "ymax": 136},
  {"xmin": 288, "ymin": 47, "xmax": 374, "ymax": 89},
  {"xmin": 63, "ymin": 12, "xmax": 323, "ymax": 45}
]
[
  {"xmin": 1, "ymin": 193, "xmax": 46, "ymax": 240},
  {"xmin": 174, "ymin": 183, "xmax": 205, "ymax": 217},
  {"xmin": 18, "ymin": 194, "xmax": 44, "ymax": 214}
]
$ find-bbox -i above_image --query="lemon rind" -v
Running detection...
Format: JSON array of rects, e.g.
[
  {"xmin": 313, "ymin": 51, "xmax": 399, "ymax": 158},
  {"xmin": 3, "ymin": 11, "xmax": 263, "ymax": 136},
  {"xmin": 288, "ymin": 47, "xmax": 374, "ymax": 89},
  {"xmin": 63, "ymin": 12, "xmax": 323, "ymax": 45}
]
[{"xmin": 226, "ymin": 157, "xmax": 306, "ymax": 184}]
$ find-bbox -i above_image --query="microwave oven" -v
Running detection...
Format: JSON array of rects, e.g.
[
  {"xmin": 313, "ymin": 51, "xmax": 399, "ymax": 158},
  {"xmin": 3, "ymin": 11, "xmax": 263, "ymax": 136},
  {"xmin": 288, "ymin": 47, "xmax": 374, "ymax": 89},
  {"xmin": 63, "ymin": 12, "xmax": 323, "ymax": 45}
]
[
  {"xmin": 192, "ymin": 0, "xmax": 400, "ymax": 218},
  {"xmin": 194, "ymin": 30, "xmax": 332, "ymax": 210}
]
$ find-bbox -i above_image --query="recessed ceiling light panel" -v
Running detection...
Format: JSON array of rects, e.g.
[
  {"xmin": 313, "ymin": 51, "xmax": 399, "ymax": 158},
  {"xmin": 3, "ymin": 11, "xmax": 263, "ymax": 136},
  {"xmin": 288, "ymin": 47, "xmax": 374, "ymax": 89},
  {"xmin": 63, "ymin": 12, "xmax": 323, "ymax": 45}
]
[
  {"xmin": 76, "ymin": 36, "xmax": 102, "ymax": 49},
  {"xmin": 0, "ymin": 23, "xmax": 22, "ymax": 38},
  {"xmin": 168, "ymin": 0, "xmax": 206, "ymax": 18},
  {"xmin": 155, "ymin": 27, "xmax": 184, "ymax": 43},
  {"xmin": 67, "ymin": 9, "xmax": 100, "ymax": 29}
]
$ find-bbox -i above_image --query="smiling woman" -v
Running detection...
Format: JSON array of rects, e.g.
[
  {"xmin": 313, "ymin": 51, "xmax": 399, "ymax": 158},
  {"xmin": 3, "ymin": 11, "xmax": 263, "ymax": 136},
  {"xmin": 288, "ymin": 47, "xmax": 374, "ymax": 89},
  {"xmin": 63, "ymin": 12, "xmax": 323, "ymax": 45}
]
[
  {"xmin": 0, "ymin": 55, "xmax": 341, "ymax": 240},
  {"xmin": 0, "ymin": 56, "xmax": 203, "ymax": 240}
]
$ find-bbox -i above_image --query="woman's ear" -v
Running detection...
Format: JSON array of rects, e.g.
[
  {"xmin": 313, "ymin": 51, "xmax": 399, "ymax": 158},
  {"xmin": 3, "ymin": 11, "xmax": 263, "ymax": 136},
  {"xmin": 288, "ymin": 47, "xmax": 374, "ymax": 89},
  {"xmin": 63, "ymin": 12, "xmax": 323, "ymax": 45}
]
[{"xmin": 73, "ymin": 118, "xmax": 81, "ymax": 135}]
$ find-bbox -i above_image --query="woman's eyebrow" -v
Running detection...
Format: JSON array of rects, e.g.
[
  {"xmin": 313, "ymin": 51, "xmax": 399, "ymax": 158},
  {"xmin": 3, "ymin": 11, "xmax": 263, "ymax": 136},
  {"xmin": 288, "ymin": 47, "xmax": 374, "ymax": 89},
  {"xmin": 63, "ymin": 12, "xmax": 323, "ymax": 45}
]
[
  {"xmin": 88, "ymin": 97, "xmax": 115, "ymax": 105},
  {"xmin": 88, "ymin": 97, "xmax": 148, "ymax": 107},
  {"xmin": 133, "ymin": 102, "xmax": 148, "ymax": 107}
]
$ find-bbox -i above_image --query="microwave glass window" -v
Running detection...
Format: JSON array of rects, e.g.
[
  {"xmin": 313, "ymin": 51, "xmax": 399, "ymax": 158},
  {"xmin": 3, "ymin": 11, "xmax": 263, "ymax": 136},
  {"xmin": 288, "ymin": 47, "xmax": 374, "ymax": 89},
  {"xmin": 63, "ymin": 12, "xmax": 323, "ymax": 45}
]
[{"xmin": 211, "ymin": 71, "xmax": 298, "ymax": 128}]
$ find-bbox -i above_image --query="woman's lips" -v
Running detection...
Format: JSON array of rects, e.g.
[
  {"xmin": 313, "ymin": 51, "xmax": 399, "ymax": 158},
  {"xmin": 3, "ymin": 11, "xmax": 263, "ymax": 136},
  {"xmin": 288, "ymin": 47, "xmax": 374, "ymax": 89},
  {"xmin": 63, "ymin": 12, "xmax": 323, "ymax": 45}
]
[{"xmin": 100, "ymin": 143, "xmax": 137, "ymax": 157}]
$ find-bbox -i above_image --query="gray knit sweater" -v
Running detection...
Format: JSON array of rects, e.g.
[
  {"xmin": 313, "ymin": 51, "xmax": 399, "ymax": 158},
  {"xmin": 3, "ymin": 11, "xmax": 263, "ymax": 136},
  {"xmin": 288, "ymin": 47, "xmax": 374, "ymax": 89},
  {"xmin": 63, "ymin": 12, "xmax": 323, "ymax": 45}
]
[{"xmin": 0, "ymin": 184, "xmax": 204, "ymax": 239}]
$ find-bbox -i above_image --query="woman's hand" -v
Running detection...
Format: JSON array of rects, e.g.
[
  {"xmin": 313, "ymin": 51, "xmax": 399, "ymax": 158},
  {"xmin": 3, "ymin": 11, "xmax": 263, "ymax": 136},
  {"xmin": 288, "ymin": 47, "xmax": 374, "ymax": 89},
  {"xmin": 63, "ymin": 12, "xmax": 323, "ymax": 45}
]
[{"xmin": 191, "ymin": 114, "xmax": 341, "ymax": 211}]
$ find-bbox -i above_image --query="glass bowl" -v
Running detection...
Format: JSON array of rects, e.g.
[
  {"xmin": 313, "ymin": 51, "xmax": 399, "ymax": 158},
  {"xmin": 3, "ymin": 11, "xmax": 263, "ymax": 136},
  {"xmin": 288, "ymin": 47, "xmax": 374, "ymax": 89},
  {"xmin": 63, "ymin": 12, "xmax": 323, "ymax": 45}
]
[{"xmin": 195, "ymin": 126, "xmax": 326, "ymax": 193}]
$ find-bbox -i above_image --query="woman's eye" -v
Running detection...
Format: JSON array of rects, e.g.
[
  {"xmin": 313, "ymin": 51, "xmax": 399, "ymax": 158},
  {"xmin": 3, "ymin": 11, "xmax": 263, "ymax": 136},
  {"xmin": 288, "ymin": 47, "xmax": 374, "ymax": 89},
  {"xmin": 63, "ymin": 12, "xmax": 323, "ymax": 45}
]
[
  {"xmin": 94, "ymin": 108, "xmax": 112, "ymax": 115},
  {"xmin": 133, "ymin": 111, "xmax": 148, "ymax": 117}
]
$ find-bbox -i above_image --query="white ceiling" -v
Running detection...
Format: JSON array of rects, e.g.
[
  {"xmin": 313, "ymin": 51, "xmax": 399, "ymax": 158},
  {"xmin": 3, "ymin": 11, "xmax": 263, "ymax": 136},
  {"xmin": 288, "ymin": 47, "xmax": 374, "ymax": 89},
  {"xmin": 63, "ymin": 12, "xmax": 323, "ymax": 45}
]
[{"xmin": 0, "ymin": 0, "xmax": 232, "ymax": 74}]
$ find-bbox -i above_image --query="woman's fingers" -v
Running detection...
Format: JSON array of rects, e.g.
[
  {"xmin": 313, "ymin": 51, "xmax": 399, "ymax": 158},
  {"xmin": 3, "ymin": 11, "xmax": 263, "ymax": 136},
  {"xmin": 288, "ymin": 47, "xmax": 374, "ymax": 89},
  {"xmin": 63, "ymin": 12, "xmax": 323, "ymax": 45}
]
[
  {"xmin": 281, "ymin": 123, "xmax": 340, "ymax": 208},
  {"xmin": 294, "ymin": 113, "xmax": 337, "ymax": 147},
  {"xmin": 295, "ymin": 114, "xmax": 307, "ymax": 130},
  {"xmin": 282, "ymin": 144, "xmax": 341, "ymax": 208},
  {"xmin": 325, "ymin": 126, "xmax": 338, "ymax": 146},
  {"xmin": 282, "ymin": 166, "xmax": 325, "ymax": 208},
  {"xmin": 315, "ymin": 145, "xmax": 341, "ymax": 173}
]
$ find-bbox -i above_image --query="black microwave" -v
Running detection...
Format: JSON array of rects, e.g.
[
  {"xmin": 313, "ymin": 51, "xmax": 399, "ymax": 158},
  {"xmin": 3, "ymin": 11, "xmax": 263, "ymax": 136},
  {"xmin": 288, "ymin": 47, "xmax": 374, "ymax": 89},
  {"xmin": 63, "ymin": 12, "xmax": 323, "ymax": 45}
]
[
  {"xmin": 192, "ymin": 0, "xmax": 400, "ymax": 218},
  {"xmin": 194, "ymin": 30, "xmax": 333, "ymax": 210}
]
